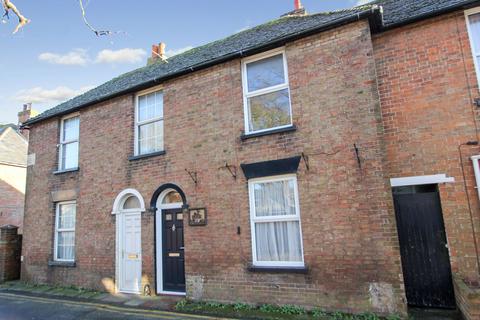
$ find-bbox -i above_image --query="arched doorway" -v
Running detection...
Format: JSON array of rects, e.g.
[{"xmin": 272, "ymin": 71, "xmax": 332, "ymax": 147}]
[
  {"xmin": 152, "ymin": 184, "xmax": 187, "ymax": 295},
  {"xmin": 112, "ymin": 189, "xmax": 145, "ymax": 294}
]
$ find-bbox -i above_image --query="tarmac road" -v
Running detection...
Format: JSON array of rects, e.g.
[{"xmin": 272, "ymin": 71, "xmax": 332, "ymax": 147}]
[{"xmin": 0, "ymin": 292, "xmax": 225, "ymax": 320}]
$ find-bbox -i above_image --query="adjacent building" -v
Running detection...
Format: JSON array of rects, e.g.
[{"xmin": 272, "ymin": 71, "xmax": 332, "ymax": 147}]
[
  {"xmin": 19, "ymin": 0, "xmax": 480, "ymax": 318},
  {"xmin": 0, "ymin": 124, "xmax": 27, "ymax": 233},
  {"xmin": 0, "ymin": 104, "xmax": 36, "ymax": 233}
]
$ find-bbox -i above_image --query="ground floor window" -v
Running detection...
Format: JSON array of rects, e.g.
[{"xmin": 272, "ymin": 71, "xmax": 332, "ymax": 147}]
[
  {"xmin": 54, "ymin": 201, "xmax": 76, "ymax": 262},
  {"xmin": 248, "ymin": 175, "xmax": 304, "ymax": 267}
]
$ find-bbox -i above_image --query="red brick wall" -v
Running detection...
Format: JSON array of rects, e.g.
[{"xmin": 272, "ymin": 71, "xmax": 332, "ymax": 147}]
[
  {"xmin": 0, "ymin": 166, "xmax": 25, "ymax": 233},
  {"xmin": 22, "ymin": 21, "xmax": 406, "ymax": 315},
  {"xmin": 454, "ymin": 276, "xmax": 480, "ymax": 320},
  {"xmin": 373, "ymin": 10, "xmax": 480, "ymax": 285}
]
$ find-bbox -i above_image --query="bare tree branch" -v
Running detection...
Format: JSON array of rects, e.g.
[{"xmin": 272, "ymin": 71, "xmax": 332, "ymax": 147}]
[
  {"xmin": 1, "ymin": 0, "xmax": 123, "ymax": 36},
  {"xmin": 78, "ymin": 0, "xmax": 115, "ymax": 36},
  {"xmin": 2, "ymin": 0, "xmax": 30, "ymax": 34}
]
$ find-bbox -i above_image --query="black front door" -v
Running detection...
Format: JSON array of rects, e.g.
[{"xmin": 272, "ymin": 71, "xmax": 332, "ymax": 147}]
[
  {"xmin": 162, "ymin": 209, "xmax": 185, "ymax": 293},
  {"xmin": 393, "ymin": 184, "xmax": 455, "ymax": 309}
]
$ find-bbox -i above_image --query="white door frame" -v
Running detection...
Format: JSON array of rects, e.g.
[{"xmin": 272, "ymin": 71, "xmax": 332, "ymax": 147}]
[
  {"xmin": 112, "ymin": 189, "xmax": 145, "ymax": 294},
  {"xmin": 155, "ymin": 188, "xmax": 185, "ymax": 296}
]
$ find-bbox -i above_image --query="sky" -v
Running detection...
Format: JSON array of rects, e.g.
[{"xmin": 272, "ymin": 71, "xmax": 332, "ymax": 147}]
[{"xmin": 0, "ymin": 0, "xmax": 366, "ymax": 124}]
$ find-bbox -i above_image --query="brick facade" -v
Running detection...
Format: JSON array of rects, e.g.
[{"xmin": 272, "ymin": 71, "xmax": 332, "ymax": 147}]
[
  {"xmin": 373, "ymin": 10, "xmax": 480, "ymax": 315},
  {"xmin": 20, "ymin": 6, "xmax": 480, "ymax": 318},
  {"xmin": 0, "ymin": 164, "xmax": 25, "ymax": 232},
  {"xmin": 22, "ymin": 20, "xmax": 406, "ymax": 315}
]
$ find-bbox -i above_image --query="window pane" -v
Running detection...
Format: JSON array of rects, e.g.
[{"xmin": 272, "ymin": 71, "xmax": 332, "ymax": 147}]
[
  {"xmin": 248, "ymin": 88, "xmax": 291, "ymax": 132},
  {"xmin": 63, "ymin": 117, "xmax": 79, "ymax": 141},
  {"xmin": 138, "ymin": 95, "xmax": 148, "ymax": 121},
  {"xmin": 58, "ymin": 204, "xmax": 76, "ymax": 229},
  {"xmin": 138, "ymin": 120, "xmax": 164, "ymax": 155},
  {"xmin": 255, "ymin": 221, "xmax": 302, "ymax": 262},
  {"xmin": 57, "ymin": 231, "xmax": 75, "ymax": 260},
  {"xmin": 162, "ymin": 191, "xmax": 182, "ymax": 204},
  {"xmin": 254, "ymin": 179, "xmax": 295, "ymax": 217},
  {"xmin": 469, "ymin": 13, "xmax": 480, "ymax": 53},
  {"xmin": 247, "ymin": 54, "xmax": 286, "ymax": 92},
  {"xmin": 138, "ymin": 91, "xmax": 163, "ymax": 122},
  {"xmin": 61, "ymin": 141, "xmax": 79, "ymax": 170},
  {"xmin": 123, "ymin": 196, "xmax": 141, "ymax": 209}
]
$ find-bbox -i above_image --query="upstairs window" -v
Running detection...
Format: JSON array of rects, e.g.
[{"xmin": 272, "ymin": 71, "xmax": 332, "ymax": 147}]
[
  {"xmin": 242, "ymin": 49, "xmax": 293, "ymax": 134},
  {"xmin": 466, "ymin": 8, "xmax": 480, "ymax": 86},
  {"xmin": 135, "ymin": 90, "xmax": 164, "ymax": 155},
  {"xmin": 248, "ymin": 175, "xmax": 304, "ymax": 267},
  {"xmin": 59, "ymin": 116, "xmax": 79, "ymax": 171}
]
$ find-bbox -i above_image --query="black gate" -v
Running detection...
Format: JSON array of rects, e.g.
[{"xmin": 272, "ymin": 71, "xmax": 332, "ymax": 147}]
[
  {"xmin": 392, "ymin": 184, "xmax": 455, "ymax": 309},
  {"xmin": 162, "ymin": 209, "xmax": 186, "ymax": 293}
]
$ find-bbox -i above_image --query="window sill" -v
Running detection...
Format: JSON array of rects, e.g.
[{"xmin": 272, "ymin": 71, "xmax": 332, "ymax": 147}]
[
  {"xmin": 48, "ymin": 260, "xmax": 76, "ymax": 268},
  {"xmin": 129, "ymin": 151, "xmax": 166, "ymax": 161},
  {"xmin": 53, "ymin": 168, "xmax": 79, "ymax": 175},
  {"xmin": 241, "ymin": 125, "xmax": 297, "ymax": 141},
  {"xmin": 247, "ymin": 264, "xmax": 308, "ymax": 274}
]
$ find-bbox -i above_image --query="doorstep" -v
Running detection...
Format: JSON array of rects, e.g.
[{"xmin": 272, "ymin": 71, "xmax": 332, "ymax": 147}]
[
  {"xmin": 0, "ymin": 281, "xmax": 182, "ymax": 311},
  {"xmin": 408, "ymin": 308, "xmax": 463, "ymax": 320}
]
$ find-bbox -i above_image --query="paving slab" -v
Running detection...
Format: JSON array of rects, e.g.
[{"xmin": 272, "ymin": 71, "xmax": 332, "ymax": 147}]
[{"xmin": 409, "ymin": 308, "xmax": 463, "ymax": 320}]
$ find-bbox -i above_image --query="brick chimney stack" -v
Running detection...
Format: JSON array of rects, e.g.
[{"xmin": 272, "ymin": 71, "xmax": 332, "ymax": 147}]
[
  {"xmin": 18, "ymin": 103, "xmax": 32, "ymax": 125},
  {"xmin": 148, "ymin": 42, "xmax": 167, "ymax": 65},
  {"xmin": 18, "ymin": 103, "xmax": 36, "ymax": 140},
  {"xmin": 282, "ymin": 0, "xmax": 307, "ymax": 17}
]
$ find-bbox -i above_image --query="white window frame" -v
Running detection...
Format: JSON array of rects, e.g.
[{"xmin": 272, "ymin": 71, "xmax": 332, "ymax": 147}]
[
  {"xmin": 58, "ymin": 114, "xmax": 80, "ymax": 171},
  {"xmin": 465, "ymin": 7, "xmax": 480, "ymax": 88},
  {"xmin": 471, "ymin": 155, "xmax": 480, "ymax": 201},
  {"xmin": 134, "ymin": 86, "xmax": 164, "ymax": 156},
  {"xmin": 241, "ymin": 48, "xmax": 293, "ymax": 135},
  {"xmin": 54, "ymin": 201, "xmax": 76, "ymax": 262},
  {"xmin": 248, "ymin": 174, "xmax": 305, "ymax": 267}
]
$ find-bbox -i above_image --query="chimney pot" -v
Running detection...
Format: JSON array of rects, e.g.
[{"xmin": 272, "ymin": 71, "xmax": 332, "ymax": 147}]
[
  {"xmin": 151, "ymin": 44, "xmax": 159, "ymax": 59},
  {"xmin": 159, "ymin": 42, "xmax": 166, "ymax": 60},
  {"xmin": 294, "ymin": 0, "xmax": 302, "ymax": 10}
]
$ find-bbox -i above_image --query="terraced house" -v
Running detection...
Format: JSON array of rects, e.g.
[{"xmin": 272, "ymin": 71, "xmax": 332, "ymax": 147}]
[{"xmin": 19, "ymin": 0, "xmax": 480, "ymax": 318}]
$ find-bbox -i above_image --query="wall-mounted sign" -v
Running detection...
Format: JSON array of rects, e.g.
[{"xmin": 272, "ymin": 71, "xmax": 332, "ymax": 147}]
[{"xmin": 189, "ymin": 208, "xmax": 207, "ymax": 226}]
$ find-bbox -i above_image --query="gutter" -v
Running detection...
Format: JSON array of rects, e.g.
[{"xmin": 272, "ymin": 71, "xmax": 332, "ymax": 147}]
[{"xmin": 22, "ymin": 6, "xmax": 382, "ymax": 127}]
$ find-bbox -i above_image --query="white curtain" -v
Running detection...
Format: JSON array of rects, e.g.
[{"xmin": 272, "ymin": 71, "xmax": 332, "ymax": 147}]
[
  {"xmin": 254, "ymin": 180, "xmax": 295, "ymax": 217},
  {"xmin": 255, "ymin": 222, "xmax": 302, "ymax": 262},
  {"xmin": 253, "ymin": 179, "xmax": 302, "ymax": 262},
  {"xmin": 57, "ymin": 232, "xmax": 75, "ymax": 260},
  {"xmin": 57, "ymin": 204, "xmax": 76, "ymax": 261}
]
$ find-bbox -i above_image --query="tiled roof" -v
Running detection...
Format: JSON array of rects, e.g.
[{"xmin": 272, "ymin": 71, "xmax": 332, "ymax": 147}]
[
  {"xmin": 379, "ymin": 0, "xmax": 478, "ymax": 28},
  {"xmin": 0, "ymin": 124, "xmax": 18, "ymax": 136},
  {"xmin": 0, "ymin": 127, "xmax": 27, "ymax": 166},
  {"xmin": 24, "ymin": 0, "xmax": 480, "ymax": 125}
]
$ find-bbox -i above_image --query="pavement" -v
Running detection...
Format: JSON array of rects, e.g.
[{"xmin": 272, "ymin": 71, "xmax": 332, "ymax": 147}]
[
  {"xmin": 0, "ymin": 291, "xmax": 228, "ymax": 320},
  {"xmin": 0, "ymin": 282, "xmax": 466, "ymax": 320}
]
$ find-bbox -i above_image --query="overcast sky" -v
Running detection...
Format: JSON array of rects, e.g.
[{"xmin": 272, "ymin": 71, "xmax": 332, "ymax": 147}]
[{"xmin": 0, "ymin": 0, "xmax": 367, "ymax": 124}]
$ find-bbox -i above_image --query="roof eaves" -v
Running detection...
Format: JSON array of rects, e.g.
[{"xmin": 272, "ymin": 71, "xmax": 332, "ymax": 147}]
[
  {"xmin": 377, "ymin": 0, "xmax": 480, "ymax": 31},
  {"xmin": 23, "ymin": 5, "xmax": 381, "ymax": 127}
]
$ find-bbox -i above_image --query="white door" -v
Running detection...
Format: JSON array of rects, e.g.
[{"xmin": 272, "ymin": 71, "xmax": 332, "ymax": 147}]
[{"xmin": 119, "ymin": 212, "xmax": 142, "ymax": 293}]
